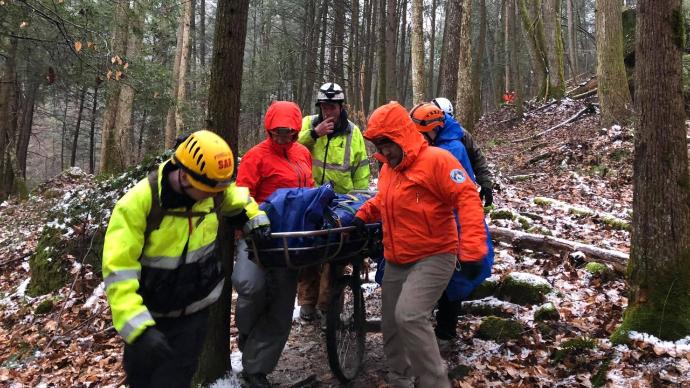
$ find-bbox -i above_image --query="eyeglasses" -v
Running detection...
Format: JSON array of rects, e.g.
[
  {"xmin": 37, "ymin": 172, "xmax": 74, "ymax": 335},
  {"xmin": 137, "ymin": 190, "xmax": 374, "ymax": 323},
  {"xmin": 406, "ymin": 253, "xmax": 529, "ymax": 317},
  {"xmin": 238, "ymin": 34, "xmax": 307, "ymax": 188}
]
[{"xmin": 270, "ymin": 127, "xmax": 295, "ymax": 136}]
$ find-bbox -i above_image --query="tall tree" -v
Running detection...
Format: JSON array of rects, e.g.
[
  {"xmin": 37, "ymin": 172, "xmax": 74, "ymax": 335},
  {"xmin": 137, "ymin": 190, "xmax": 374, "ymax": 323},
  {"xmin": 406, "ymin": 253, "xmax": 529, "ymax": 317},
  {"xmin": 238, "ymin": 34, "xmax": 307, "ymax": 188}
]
[
  {"xmin": 194, "ymin": 0, "xmax": 250, "ymax": 382},
  {"xmin": 410, "ymin": 0, "xmax": 426, "ymax": 103},
  {"xmin": 385, "ymin": 0, "xmax": 398, "ymax": 101},
  {"xmin": 99, "ymin": 0, "xmax": 145, "ymax": 174},
  {"xmin": 428, "ymin": 0, "xmax": 438, "ymax": 98},
  {"xmin": 596, "ymin": 0, "xmax": 632, "ymax": 127},
  {"xmin": 612, "ymin": 0, "xmax": 690, "ymax": 343},
  {"xmin": 566, "ymin": 0, "xmax": 578, "ymax": 81},
  {"xmin": 0, "ymin": 37, "xmax": 18, "ymax": 200},
  {"xmin": 542, "ymin": 0, "xmax": 566, "ymax": 99},
  {"xmin": 456, "ymin": 0, "xmax": 475, "ymax": 129},
  {"xmin": 440, "ymin": 0, "xmax": 462, "ymax": 102},
  {"xmin": 165, "ymin": 0, "xmax": 193, "ymax": 148}
]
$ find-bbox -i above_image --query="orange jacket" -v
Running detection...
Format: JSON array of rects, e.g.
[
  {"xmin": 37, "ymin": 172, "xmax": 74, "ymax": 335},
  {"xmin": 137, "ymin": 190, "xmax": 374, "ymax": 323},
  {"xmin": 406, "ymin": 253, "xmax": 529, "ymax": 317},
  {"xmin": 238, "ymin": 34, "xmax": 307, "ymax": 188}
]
[{"xmin": 355, "ymin": 102, "xmax": 487, "ymax": 265}]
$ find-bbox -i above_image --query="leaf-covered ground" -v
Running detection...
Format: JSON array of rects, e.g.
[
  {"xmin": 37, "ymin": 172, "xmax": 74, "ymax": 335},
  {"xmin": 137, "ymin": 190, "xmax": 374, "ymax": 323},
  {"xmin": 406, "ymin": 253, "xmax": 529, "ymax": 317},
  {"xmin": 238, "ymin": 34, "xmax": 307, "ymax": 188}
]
[{"xmin": 1, "ymin": 99, "xmax": 689, "ymax": 387}]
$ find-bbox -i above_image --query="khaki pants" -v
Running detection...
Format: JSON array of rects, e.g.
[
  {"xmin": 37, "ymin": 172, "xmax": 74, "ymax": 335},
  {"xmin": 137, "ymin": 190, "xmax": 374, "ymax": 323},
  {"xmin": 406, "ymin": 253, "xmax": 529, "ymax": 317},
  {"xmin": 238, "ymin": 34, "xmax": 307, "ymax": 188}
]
[
  {"xmin": 382, "ymin": 254, "xmax": 456, "ymax": 388},
  {"xmin": 297, "ymin": 263, "xmax": 334, "ymax": 311}
]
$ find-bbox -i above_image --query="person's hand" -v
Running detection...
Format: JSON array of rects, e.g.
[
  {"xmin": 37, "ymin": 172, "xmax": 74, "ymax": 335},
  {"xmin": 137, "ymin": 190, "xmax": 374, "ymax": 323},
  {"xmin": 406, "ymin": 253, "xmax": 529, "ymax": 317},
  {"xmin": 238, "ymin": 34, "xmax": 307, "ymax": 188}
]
[
  {"xmin": 460, "ymin": 261, "xmax": 483, "ymax": 281},
  {"xmin": 249, "ymin": 225, "xmax": 272, "ymax": 244},
  {"xmin": 351, "ymin": 217, "xmax": 367, "ymax": 238},
  {"xmin": 130, "ymin": 327, "xmax": 173, "ymax": 367},
  {"xmin": 313, "ymin": 117, "xmax": 335, "ymax": 137},
  {"xmin": 479, "ymin": 185, "xmax": 493, "ymax": 207}
]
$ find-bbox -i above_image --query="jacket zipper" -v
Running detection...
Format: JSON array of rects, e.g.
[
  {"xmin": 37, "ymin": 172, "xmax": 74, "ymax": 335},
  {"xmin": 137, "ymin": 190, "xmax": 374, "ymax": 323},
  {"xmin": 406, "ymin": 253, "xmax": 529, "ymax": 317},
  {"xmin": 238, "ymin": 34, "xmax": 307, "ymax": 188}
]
[
  {"xmin": 385, "ymin": 173, "xmax": 397, "ymax": 260},
  {"xmin": 419, "ymin": 192, "xmax": 433, "ymax": 234},
  {"xmin": 284, "ymin": 150, "xmax": 304, "ymax": 187}
]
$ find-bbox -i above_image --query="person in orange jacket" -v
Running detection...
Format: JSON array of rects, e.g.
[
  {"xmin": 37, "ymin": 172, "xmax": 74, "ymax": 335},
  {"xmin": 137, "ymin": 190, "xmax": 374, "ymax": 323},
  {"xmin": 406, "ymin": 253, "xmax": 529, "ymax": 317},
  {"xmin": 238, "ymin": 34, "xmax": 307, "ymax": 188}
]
[
  {"xmin": 352, "ymin": 102, "xmax": 487, "ymax": 388},
  {"xmin": 233, "ymin": 101, "xmax": 314, "ymax": 387}
]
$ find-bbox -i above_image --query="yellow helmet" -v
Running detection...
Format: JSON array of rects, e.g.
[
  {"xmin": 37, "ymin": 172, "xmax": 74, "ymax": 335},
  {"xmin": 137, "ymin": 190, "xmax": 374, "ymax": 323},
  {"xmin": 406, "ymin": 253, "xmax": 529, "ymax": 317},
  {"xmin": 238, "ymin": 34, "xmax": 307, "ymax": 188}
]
[{"xmin": 172, "ymin": 130, "xmax": 234, "ymax": 193}]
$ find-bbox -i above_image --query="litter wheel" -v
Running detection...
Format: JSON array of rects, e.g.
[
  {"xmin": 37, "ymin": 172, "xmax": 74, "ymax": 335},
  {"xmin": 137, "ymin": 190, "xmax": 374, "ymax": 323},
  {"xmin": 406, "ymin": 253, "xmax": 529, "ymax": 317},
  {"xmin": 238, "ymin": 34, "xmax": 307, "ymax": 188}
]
[{"xmin": 326, "ymin": 274, "xmax": 365, "ymax": 383}]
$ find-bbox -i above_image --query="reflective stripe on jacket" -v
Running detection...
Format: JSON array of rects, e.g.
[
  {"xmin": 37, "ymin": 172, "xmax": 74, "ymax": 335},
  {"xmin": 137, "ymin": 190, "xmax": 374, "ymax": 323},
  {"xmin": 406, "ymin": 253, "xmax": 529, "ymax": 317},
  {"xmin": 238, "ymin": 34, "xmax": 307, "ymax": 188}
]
[
  {"xmin": 102, "ymin": 161, "xmax": 269, "ymax": 343},
  {"xmin": 297, "ymin": 115, "xmax": 370, "ymax": 194}
]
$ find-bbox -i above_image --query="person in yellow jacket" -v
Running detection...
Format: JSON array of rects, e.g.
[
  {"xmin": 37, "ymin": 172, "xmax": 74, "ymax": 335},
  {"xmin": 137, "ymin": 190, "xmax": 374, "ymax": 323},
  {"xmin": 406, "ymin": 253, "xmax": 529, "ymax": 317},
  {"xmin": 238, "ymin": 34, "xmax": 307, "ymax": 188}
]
[
  {"xmin": 102, "ymin": 130, "xmax": 270, "ymax": 388},
  {"xmin": 296, "ymin": 82, "xmax": 371, "ymax": 324}
]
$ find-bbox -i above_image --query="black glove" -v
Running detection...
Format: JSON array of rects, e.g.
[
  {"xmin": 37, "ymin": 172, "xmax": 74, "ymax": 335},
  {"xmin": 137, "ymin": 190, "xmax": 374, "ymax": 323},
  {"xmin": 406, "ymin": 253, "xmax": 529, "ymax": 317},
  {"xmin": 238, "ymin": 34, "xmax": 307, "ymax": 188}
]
[
  {"xmin": 130, "ymin": 327, "xmax": 173, "ymax": 368},
  {"xmin": 461, "ymin": 261, "xmax": 484, "ymax": 281},
  {"xmin": 249, "ymin": 225, "xmax": 272, "ymax": 243},
  {"xmin": 479, "ymin": 185, "xmax": 494, "ymax": 207},
  {"xmin": 351, "ymin": 217, "xmax": 367, "ymax": 238}
]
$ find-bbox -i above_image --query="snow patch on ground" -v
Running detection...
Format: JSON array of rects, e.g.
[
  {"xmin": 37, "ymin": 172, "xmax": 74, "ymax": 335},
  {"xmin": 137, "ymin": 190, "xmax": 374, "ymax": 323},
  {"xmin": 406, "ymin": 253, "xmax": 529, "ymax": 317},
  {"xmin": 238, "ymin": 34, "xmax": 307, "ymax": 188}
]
[
  {"xmin": 506, "ymin": 271, "xmax": 550, "ymax": 287},
  {"xmin": 628, "ymin": 331, "xmax": 690, "ymax": 357}
]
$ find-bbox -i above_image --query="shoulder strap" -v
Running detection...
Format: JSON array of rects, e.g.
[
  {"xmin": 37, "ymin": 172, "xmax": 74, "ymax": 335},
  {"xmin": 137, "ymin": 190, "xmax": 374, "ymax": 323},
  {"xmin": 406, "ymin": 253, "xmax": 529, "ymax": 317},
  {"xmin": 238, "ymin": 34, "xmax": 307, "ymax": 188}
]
[{"xmin": 144, "ymin": 170, "xmax": 166, "ymax": 243}]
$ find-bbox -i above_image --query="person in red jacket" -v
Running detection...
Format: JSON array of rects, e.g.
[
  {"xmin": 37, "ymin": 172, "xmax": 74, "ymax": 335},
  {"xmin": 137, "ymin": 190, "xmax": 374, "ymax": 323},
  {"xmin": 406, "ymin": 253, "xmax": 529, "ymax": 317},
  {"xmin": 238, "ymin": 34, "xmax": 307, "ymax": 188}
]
[
  {"xmin": 233, "ymin": 101, "xmax": 314, "ymax": 388},
  {"xmin": 352, "ymin": 102, "xmax": 487, "ymax": 388}
]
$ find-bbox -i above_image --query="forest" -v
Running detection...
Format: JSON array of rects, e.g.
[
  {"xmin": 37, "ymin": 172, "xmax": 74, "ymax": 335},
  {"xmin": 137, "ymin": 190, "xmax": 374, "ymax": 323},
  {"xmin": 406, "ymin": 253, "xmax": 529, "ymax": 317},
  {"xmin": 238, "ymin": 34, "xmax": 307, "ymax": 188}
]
[{"xmin": 1, "ymin": 0, "xmax": 690, "ymax": 386}]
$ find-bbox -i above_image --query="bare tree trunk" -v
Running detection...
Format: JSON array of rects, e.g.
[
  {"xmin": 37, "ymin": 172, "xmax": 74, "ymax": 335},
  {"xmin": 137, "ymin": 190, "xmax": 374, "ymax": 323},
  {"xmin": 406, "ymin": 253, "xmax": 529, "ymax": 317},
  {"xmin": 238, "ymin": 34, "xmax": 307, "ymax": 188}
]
[
  {"xmin": 518, "ymin": 0, "xmax": 549, "ymax": 100},
  {"xmin": 613, "ymin": 0, "xmax": 690, "ymax": 343},
  {"xmin": 410, "ymin": 0, "xmax": 426, "ymax": 103},
  {"xmin": 596, "ymin": 0, "xmax": 632, "ymax": 127},
  {"xmin": 318, "ymin": 0, "xmax": 328, "ymax": 84},
  {"xmin": 350, "ymin": 0, "xmax": 361, "ymax": 113},
  {"xmin": 71, "ymin": 86, "xmax": 87, "ymax": 167},
  {"xmin": 472, "ymin": 0, "xmax": 486, "ymax": 121},
  {"xmin": 428, "ymin": 0, "xmax": 438, "ymax": 98},
  {"xmin": 89, "ymin": 80, "xmax": 100, "ymax": 174},
  {"xmin": 302, "ymin": 0, "xmax": 322, "ymax": 108},
  {"xmin": 385, "ymin": 0, "xmax": 398, "ymax": 101},
  {"xmin": 165, "ymin": 0, "xmax": 193, "ymax": 148},
  {"xmin": 200, "ymin": 0, "xmax": 207, "ymax": 67},
  {"xmin": 398, "ymin": 0, "xmax": 409, "ymax": 97},
  {"xmin": 194, "ymin": 0, "xmax": 249, "ymax": 382},
  {"xmin": 363, "ymin": 0, "xmax": 376, "ymax": 114},
  {"xmin": 456, "ymin": 0, "xmax": 474, "ymax": 129},
  {"xmin": 333, "ymin": 0, "xmax": 345, "ymax": 82},
  {"xmin": 542, "ymin": 0, "xmax": 565, "ymax": 99},
  {"xmin": 504, "ymin": 0, "xmax": 512, "ymax": 92},
  {"xmin": 61, "ymin": 92, "xmax": 69, "ymax": 170},
  {"xmin": 436, "ymin": 0, "xmax": 450, "ymax": 96},
  {"xmin": 440, "ymin": 0, "xmax": 462, "ymax": 103},
  {"xmin": 99, "ymin": 0, "xmax": 144, "ymax": 174},
  {"xmin": 566, "ymin": 0, "xmax": 578, "ymax": 82}
]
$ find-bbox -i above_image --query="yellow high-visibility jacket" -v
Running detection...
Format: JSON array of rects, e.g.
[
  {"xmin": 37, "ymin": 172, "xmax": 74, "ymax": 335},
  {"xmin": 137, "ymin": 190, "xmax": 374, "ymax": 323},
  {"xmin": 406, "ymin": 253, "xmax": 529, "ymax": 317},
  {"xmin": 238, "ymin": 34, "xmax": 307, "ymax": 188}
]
[
  {"xmin": 102, "ymin": 161, "xmax": 269, "ymax": 343},
  {"xmin": 298, "ymin": 115, "xmax": 370, "ymax": 194}
]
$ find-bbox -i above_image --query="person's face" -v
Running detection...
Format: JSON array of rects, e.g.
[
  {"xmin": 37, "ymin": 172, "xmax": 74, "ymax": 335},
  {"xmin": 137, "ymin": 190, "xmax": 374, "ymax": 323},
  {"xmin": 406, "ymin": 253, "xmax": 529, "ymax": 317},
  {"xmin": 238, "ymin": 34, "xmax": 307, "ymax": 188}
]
[
  {"xmin": 423, "ymin": 130, "xmax": 437, "ymax": 144},
  {"xmin": 270, "ymin": 127, "xmax": 295, "ymax": 145},
  {"xmin": 319, "ymin": 102, "xmax": 341, "ymax": 121},
  {"xmin": 180, "ymin": 171, "xmax": 218, "ymax": 201},
  {"xmin": 373, "ymin": 139, "xmax": 403, "ymax": 168}
]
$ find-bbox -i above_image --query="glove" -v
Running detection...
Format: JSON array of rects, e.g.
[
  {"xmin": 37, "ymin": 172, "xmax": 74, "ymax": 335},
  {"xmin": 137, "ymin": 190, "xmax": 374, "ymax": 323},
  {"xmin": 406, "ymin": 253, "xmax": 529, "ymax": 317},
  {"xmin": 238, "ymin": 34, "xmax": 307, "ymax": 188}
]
[
  {"xmin": 249, "ymin": 225, "xmax": 272, "ymax": 244},
  {"xmin": 479, "ymin": 185, "xmax": 494, "ymax": 207},
  {"xmin": 460, "ymin": 261, "xmax": 483, "ymax": 281},
  {"xmin": 351, "ymin": 217, "xmax": 367, "ymax": 238},
  {"xmin": 130, "ymin": 327, "xmax": 173, "ymax": 368}
]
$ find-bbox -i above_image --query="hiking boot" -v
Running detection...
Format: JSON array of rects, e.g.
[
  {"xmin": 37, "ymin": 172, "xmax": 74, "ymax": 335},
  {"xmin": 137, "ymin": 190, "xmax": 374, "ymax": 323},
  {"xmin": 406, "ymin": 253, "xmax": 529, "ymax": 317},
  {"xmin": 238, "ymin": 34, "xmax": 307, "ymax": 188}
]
[
  {"xmin": 244, "ymin": 372, "xmax": 271, "ymax": 388},
  {"xmin": 300, "ymin": 304, "xmax": 317, "ymax": 321}
]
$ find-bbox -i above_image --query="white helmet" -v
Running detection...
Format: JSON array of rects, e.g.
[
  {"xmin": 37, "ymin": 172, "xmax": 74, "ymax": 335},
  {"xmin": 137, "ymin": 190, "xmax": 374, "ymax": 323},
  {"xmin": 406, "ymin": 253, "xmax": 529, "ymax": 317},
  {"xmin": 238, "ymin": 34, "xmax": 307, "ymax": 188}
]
[
  {"xmin": 432, "ymin": 97, "xmax": 454, "ymax": 117},
  {"xmin": 316, "ymin": 82, "xmax": 345, "ymax": 105}
]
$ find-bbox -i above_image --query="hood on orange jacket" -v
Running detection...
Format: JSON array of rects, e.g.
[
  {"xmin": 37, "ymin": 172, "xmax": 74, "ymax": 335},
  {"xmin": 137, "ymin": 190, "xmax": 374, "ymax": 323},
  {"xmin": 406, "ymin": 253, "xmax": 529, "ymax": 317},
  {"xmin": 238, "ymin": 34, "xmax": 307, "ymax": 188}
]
[
  {"xmin": 357, "ymin": 102, "xmax": 487, "ymax": 264},
  {"xmin": 263, "ymin": 101, "xmax": 303, "ymax": 154},
  {"xmin": 363, "ymin": 101, "xmax": 428, "ymax": 171}
]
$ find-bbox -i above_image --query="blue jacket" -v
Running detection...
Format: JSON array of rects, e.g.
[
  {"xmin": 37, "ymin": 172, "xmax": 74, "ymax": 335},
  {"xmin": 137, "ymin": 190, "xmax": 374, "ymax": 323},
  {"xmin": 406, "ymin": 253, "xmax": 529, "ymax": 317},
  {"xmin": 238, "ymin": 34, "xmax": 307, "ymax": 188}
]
[{"xmin": 437, "ymin": 113, "xmax": 494, "ymax": 301}]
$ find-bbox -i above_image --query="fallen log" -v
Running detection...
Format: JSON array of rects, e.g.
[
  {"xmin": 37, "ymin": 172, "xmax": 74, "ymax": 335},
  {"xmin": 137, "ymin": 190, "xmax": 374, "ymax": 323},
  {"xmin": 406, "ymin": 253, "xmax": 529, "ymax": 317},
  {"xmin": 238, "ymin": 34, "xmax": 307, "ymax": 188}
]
[
  {"xmin": 571, "ymin": 88, "xmax": 597, "ymax": 100},
  {"xmin": 488, "ymin": 226, "xmax": 628, "ymax": 273},
  {"xmin": 512, "ymin": 103, "xmax": 596, "ymax": 143}
]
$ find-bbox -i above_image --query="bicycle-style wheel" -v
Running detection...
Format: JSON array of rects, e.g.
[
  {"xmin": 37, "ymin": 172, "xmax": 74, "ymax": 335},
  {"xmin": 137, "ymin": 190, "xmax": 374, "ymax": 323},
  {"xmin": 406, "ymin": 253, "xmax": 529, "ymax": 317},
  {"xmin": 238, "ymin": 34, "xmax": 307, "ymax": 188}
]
[{"xmin": 326, "ymin": 274, "xmax": 366, "ymax": 383}]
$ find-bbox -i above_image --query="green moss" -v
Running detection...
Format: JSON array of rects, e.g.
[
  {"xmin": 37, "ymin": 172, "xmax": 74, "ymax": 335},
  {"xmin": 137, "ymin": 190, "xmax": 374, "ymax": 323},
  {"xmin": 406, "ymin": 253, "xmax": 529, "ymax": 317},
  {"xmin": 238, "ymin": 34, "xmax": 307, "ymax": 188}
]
[
  {"xmin": 600, "ymin": 215, "xmax": 631, "ymax": 231},
  {"xmin": 590, "ymin": 358, "xmax": 611, "ymax": 387},
  {"xmin": 497, "ymin": 272, "xmax": 552, "ymax": 305},
  {"xmin": 673, "ymin": 8, "xmax": 686, "ymax": 50},
  {"xmin": 609, "ymin": 149, "xmax": 630, "ymax": 162},
  {"xmin": 467, "ymin": 278, "xmax": 500, "ymax": 300},
  {"xmin": 490, "ymin": 208, "xmax": 516, "ymax": 220},
  {"xmin": 34, "ymin": 299, "xmax": 54, "ymax": 315},
  {"xmin": 536, "ymin": 321, "xmax": 556, "ymax": 338},
  {"xmin": 483, "ymin": 204, "xmax": 495, "ymax": 215},
  {"xmin": 585, "ymin": 262, "xmax": 608, "ymax": 274},
  {"xmin": 527, "ymin": 225, "xmax": 552, "ymax": 236},
  {"xmin": 568, "ymin": 207, "xmax": 594, "ymax": 218},
  {"xmin": 533, "ymin": 197, "xmax": 553, "ymax": 207},
  {"xmin": 516, "ymin": 216, "xmax": 532, "ymax": 230},
  {"xmin": 28, "ymin": 229, "xmax": 68, "ymax": 296},
  {"xmin": 552, "ymin": 337, "xmax": 596, "ymax": 363},
  {"xmin": 476, "ymin": 316, "xmax": 524, "ymax": 342},
  {"xmin": 590, "ymin": 164, "xmax": 609, "ymax": 177},
  {"xmin": 534, "ymin": 302, "xmax": 560, "ymax": 321}
]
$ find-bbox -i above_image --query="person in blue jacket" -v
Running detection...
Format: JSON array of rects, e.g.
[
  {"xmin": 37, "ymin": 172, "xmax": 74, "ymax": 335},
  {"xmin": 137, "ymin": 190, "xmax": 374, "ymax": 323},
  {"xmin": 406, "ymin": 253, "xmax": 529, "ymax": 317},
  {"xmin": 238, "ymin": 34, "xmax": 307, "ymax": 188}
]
[{"xmin": 409, "ymin": 102, "xmax": 495, "ymax": 344}]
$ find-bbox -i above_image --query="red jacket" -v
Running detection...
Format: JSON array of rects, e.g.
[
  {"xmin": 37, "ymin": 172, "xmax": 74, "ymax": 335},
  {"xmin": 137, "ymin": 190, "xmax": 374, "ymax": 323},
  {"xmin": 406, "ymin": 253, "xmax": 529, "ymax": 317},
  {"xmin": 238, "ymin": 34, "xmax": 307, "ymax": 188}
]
[
  {"xmin": 237, "ymin": 138, "xmax": 314, "ymax": 203},
  {"xmin": 356, "ymin": 102, "xmax": 487, "ymax": 265}
]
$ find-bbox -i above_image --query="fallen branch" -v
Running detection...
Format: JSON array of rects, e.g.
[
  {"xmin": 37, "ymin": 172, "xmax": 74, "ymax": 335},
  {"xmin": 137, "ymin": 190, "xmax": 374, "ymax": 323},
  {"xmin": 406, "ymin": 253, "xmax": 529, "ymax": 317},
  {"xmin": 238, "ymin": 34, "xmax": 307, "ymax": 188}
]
[
  {"xmin": 571, "ymin": 88, "xmax": 597, "ymax": 100},
  {"xmin": 489, "ymin": 226, "xmax": 628, "ymax": 273},
  {"xmin": 512, "ymin": 104, "xmax": 596, "ymax": 143},
  {"xmin": 527, "ymin": 152, "xmax": 553, "ymax": 164}
]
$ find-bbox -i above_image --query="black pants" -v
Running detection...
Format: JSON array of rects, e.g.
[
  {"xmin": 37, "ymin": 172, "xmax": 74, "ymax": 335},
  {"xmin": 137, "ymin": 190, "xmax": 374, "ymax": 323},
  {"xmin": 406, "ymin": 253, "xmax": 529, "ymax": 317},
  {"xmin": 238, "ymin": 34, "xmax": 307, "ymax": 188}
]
[
  {"xmin": 434, "ymin": 292, "xmax": 462, "ymax": 340},
  {"xmin": 123, "ymin": 309, "xmax": 209, "ymax": 388}
]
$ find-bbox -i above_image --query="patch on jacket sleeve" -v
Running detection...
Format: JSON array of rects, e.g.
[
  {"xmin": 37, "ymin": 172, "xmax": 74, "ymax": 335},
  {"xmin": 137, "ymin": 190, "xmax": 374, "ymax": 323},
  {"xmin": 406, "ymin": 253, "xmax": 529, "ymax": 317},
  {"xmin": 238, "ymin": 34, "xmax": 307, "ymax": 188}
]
[{"xmin": 450, "ymin": 169, "xmax": 466, "ymax": 184}]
